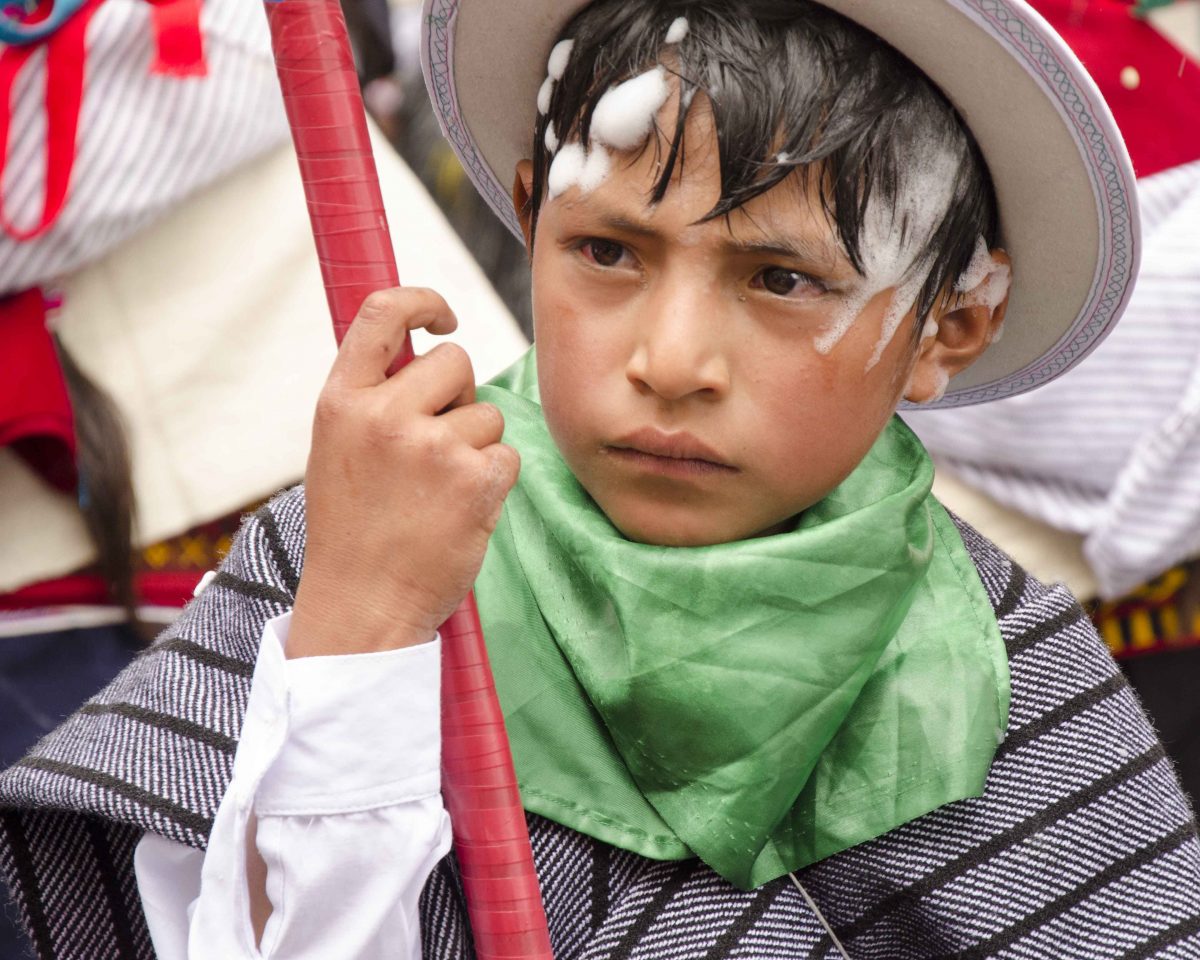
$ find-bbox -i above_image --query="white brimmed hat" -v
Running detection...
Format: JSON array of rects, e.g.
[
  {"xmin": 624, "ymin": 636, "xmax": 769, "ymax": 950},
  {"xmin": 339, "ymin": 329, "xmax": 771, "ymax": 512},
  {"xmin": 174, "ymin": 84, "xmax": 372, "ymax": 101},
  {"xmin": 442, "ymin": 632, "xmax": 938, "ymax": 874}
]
[{"xmin": 420, "ymin": 0, "xmax": 1139, "ymax": 408}]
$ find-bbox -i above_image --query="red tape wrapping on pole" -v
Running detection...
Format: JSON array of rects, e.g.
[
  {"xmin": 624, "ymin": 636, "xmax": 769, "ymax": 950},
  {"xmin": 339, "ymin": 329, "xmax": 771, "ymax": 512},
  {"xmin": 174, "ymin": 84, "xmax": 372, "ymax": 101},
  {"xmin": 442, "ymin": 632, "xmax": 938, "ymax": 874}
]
[{"xmin": 263, "ymin": 3, "xmax": 554, "ymax": 956}]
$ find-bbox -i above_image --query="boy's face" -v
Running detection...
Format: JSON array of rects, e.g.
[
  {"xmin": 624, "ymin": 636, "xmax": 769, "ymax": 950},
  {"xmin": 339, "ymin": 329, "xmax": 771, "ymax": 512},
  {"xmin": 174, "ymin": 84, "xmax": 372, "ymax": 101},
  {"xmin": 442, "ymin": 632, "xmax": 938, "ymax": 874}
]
[{"xmin": 517, "ymin": 98, "xmax": 992, "ymax": 547}]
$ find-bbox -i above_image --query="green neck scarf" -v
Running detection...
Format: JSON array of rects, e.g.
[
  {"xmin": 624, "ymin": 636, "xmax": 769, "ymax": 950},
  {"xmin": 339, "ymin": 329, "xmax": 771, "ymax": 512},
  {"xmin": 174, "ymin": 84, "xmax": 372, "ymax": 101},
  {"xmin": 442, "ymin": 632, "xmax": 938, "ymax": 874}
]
[{"xmin": 474, "ymin": 350, "xmax": 1009, "ymax": 890}]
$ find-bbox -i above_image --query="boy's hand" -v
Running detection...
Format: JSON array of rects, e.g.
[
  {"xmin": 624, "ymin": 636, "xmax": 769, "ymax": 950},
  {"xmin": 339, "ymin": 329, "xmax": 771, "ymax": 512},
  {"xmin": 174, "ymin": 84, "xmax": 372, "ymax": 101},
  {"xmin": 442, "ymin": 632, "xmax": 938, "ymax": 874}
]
[{"xmin": 287, "ymin": 288, "xmax": 520, "ymax": 658}]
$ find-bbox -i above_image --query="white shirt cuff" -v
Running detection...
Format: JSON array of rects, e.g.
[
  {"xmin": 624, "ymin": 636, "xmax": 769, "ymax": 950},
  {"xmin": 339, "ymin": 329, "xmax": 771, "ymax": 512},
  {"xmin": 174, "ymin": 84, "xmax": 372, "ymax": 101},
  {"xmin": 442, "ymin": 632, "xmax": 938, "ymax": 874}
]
[{"xmin": 240, "ymin": 613, "xmax": 443, "ymax": 817}]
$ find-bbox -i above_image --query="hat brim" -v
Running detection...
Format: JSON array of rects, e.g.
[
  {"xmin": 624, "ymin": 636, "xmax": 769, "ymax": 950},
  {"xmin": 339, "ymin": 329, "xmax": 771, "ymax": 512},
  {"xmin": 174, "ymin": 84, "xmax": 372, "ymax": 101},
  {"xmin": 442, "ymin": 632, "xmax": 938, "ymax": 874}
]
[{"xmin": 420, "ymin": 0, "xmax": 1139, "ymax": 407}]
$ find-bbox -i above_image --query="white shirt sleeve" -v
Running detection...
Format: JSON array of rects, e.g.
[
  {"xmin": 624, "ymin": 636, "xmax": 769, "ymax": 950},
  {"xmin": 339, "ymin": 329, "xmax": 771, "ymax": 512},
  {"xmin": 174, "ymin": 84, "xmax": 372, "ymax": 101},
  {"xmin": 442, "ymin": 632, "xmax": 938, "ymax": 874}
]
[{"xmin": 134, "ymin": 613, "xmax": 453, "ymax": 960}]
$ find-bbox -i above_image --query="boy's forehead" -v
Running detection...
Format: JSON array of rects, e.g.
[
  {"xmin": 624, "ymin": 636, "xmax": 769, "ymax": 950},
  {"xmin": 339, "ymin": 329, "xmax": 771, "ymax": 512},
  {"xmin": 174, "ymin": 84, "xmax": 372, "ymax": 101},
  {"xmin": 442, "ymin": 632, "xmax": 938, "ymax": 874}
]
[{"xmin": 552, "ymin": 96, "xmax": 854, "ymax": 274}]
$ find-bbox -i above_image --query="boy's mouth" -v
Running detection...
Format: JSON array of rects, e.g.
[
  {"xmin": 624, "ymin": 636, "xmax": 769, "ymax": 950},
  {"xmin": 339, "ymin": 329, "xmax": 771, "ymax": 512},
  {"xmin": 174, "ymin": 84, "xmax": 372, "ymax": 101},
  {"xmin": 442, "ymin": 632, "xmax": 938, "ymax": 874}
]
[{"xmin": 605, "ymin": 428, "xmax": 737, "ymax": 477}]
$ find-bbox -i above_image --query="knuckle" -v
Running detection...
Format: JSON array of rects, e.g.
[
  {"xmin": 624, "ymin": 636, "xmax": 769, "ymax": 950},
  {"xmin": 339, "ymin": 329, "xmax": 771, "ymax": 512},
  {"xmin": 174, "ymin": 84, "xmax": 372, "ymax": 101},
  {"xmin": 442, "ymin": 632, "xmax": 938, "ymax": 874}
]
[
  {"xmin": 433, "ymin": 341, "xmax": 473, "ymax": 378},
  {"xmin": 476, "ymin": 445, "xmax": 520, "ymax": 500},
  {"xmin": 361, "ymin": 402, "xmax": 400, "ymax": 442},
  {"xmin": 412, "ymin": 286, "xmax": 451, "ymax": 316},
  {"xmin": 314, "ymin": 389, "xmax": 350, "ymax": 426},
  {"xmin": 476, "ymin": 402, "xmax": 504, "ymax": 434},
  {"xmin": 497, "ymin": 445, "xmax": 521, "ymax": 483},
  {"xmin": 413, "ymin": 423, "xmax": 454, "ymax": 463},
  {"xmin": 358, "ymin": 289, "xmax": 401, "ymax": 322}
]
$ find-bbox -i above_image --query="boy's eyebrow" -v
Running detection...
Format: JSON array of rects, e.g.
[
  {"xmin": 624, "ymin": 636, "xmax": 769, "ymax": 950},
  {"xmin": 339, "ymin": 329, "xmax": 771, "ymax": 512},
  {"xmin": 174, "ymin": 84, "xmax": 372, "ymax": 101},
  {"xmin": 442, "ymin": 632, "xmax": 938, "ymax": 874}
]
[
  {"xmin": 596, "ymin": 214, "xmax": 660, "ymax": 239},
  {"xmin": 722, "ymin": 236, "xmax": 844, "ymax": 267},
  {"xmin": 594, "ymin": 213, "xmax": 847, "ymax": 269}
]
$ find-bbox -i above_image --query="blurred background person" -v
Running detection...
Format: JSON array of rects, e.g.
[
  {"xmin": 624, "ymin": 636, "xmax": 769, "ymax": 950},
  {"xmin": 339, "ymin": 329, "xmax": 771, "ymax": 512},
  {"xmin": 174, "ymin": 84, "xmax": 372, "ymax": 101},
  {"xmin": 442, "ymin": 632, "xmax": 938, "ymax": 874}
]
[
  {"xmin": 0, "ymin": 0, "xmax": 524, "ymax": 953},
  {"xmin": 906, "ymin": 0, "xmax": 1200, "ymax": 802}
]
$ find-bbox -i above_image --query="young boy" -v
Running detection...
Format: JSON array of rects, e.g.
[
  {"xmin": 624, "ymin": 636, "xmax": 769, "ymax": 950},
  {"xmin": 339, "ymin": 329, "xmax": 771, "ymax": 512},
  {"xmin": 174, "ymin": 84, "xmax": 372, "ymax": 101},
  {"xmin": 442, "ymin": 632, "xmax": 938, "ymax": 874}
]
[{"xmin": 3, "ymin": 0, "xmax": 1198, "ymax": 958}]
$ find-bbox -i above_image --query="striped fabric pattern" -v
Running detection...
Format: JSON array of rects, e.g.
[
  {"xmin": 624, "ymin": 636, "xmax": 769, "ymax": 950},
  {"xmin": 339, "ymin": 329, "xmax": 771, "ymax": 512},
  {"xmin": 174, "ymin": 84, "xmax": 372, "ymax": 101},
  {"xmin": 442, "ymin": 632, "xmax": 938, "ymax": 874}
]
[
  {"xmin": 0, "ymin": 486, "xmax": 1198, "ymax": 959},
  {"xmin": 905, "ymin": 160, "xmax": 1200, "ymax": 600},
  {"xmin": 0, "ymin": 0, "xmax": 288, "ymax": 295}
]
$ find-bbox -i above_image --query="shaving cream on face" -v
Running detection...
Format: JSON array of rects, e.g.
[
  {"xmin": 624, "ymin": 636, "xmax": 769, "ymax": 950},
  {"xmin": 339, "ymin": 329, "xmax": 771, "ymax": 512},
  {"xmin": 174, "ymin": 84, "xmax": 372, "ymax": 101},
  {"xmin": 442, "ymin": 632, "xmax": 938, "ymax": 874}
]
[
  {"xmin": 665, "ymin": 16, "xmax": 689, "ymax": 44},
  {"xmin": 591, "ymin": 67, "xmax": 672, "ymax": 151},
  {"xmin": 548, "ymin": 39, "xmax": 575, "ymax": 81}
]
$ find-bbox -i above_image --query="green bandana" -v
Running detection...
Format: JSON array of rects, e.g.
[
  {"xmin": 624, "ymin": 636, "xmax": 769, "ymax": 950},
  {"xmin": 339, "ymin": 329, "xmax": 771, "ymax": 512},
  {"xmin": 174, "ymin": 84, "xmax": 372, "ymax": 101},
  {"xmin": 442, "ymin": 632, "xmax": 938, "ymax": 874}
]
[{"xmin": 474, "ymin": 350, "xmax": 1008, "ymax": 890}]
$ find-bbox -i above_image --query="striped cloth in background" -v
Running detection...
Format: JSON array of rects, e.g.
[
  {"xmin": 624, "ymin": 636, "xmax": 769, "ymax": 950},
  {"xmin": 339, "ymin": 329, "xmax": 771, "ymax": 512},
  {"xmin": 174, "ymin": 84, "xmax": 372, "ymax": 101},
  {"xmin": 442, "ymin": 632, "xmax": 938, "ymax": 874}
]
[
  {"xmin": 906, "ymin": 160, "xmax": 1200, "ymax": 600},
  {"xmin": 0, "ymin": 0, "xmax": 288, "ymax": 295}
]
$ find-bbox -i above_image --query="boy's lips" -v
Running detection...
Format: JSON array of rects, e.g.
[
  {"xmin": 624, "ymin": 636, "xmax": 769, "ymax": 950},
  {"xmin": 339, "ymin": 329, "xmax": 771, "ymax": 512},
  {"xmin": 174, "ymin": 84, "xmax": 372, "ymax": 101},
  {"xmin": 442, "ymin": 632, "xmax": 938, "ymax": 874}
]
[{"xmin": 604, "ymin": 428, "xmax": 737, "ymax": 477}]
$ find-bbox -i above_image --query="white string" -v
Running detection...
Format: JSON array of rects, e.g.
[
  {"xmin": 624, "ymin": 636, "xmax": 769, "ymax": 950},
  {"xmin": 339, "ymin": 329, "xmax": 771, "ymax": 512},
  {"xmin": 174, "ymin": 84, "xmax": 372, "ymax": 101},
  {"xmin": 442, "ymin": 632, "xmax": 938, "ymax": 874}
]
[{"xmin": 789, "ymin": 872, "xmax": 852, "ymax": 959}]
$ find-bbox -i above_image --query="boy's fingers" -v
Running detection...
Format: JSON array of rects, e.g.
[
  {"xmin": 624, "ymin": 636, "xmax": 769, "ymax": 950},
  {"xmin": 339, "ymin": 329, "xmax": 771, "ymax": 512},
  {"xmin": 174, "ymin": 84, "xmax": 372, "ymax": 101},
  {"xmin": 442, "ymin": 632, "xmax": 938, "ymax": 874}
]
[
  {"xmin": 484, "ymin": 442, "xmax": 521, "ymax": 495},
  {"xmin": 389, "ymin": 341, "xmax": 476, "ymax": 414},
  {"xmin": 440, "ymin": 402, "xmax": 505, "ymax": 450},
  {"xmin": 331, "ymin": 288, "xmax": 458, "ymax": 389}
]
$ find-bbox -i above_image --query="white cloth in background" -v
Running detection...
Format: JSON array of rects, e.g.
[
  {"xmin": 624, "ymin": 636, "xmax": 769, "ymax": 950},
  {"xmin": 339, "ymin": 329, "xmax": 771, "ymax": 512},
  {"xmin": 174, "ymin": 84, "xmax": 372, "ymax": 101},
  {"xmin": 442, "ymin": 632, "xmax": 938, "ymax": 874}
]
[
  {"xmin": 0, "ymin": 0, "xmax": 288, "ymax": 294},
  {"xmin": 905, "ymin": 160, "xmax": 1200, "ymax": 599},
  {"xmin": 0, "ymin": 121, "xmax": 529, "ymax": 594},
  {"xmin": 135, "ymin": 613, "xmax": 449, "ymax": 960}
]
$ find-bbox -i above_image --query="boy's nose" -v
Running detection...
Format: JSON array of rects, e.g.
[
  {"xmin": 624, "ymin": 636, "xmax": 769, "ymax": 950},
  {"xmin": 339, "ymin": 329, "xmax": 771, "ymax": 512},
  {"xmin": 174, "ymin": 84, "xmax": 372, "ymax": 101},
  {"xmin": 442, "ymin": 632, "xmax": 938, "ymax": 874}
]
[{"xmin": 624, "ymin": 292, "xmax": 731, "ymax": 402}]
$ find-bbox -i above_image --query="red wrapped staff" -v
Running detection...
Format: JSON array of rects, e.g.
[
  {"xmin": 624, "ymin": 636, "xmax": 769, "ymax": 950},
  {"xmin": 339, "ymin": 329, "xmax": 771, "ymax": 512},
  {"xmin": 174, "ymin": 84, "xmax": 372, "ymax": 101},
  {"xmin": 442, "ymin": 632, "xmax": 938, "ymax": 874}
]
[{"xmin": 262, "ymin": 2, "xmax": 554, "ymax": 956}]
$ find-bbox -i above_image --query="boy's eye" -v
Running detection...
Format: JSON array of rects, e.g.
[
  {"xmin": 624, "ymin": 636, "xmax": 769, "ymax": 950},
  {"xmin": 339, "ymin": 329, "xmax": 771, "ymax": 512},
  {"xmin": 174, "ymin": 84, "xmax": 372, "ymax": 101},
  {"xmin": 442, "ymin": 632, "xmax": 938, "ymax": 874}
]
[
  {"xmin": 578, "ymin": 238, "xmax": 629, "ymax": 268},
  {"xmin": 752, "ymin": 266, "xmax": 827, "ymax": 299}
]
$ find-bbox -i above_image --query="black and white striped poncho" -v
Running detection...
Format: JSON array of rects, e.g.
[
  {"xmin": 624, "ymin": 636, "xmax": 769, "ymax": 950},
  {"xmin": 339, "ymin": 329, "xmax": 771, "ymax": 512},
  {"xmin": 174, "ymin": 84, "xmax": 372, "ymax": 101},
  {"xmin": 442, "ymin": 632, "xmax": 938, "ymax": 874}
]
[{"xmin": 0, "ymin": 486, "xmax": 1197, "ymax": 959}]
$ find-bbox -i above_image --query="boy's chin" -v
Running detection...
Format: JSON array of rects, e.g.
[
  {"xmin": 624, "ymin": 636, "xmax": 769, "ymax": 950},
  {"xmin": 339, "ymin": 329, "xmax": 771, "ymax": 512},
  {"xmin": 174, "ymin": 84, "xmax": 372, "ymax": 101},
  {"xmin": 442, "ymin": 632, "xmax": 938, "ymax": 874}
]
[{"xmin": 599, "ymin": 498, "xmax": 798, "ymax": 547}]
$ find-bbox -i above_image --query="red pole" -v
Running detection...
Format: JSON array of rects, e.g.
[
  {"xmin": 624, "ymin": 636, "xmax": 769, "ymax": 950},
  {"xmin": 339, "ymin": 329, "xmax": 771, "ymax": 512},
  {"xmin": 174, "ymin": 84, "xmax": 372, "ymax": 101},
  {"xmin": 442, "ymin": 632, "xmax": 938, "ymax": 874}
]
[{"xmin": 263, "ymin": 3, "xmax": 553, "ymax": 956}]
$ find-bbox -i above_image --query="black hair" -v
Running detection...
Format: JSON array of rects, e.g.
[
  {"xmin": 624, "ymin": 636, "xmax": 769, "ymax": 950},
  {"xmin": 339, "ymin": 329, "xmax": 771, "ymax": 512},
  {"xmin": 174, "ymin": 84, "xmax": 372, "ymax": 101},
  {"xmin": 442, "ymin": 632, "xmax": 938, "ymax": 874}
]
[
  {"xmin": 530, "ymin": 0, "xmax": 999, "ymax": 330},
  {"xmin": 57, "ymin": 337, "xmax": 142, "ymax": 633}
]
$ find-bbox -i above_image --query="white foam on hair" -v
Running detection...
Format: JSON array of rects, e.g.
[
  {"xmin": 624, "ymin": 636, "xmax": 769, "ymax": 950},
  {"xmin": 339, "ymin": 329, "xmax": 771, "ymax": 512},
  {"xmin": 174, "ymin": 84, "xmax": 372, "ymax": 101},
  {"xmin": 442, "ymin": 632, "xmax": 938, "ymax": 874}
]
[
  {"xmin": 970, "ymin": 260, "xmax": 1011, "ymax": 312},
  {"xmin": 810, "ymin": 140, "xmax": 960, "ymax": 367},
  {"xmin": 953, "ymin": 234, "xmax": 1011, "ymax": 319},
  {"xmin": 548, "ymin": 143, "xmax": 587, "ymax": 198},
  {"xmin": 776, "ymin": 151, "xmax": 794, "ymax": 165},
  {"xmin": 591, "ymin": 67, "xmax": 671, "ymax": 151},
  {"xmin": 579, "ymin": 144, "xmax": 612, "ymax": 192},
  {"xmin": 665, "ymin": 16, "xmax": 689, "ymax": 44},
  {"xmin": 922, "ymin": 318, "xmax": 939, "ymax": 340},
  {"xmin": 545, "ymin": 122, "xmax": 559, "ymax": 154},
  {"xmin": 547, "ymin": 142, "xmax": 612, "ymax": 197},
  {"xmin": 548, "ymin": 39, "xmax": 575, "ymax": 81},
  {"xmin": 538, "ymin": 75, "xmax": 555, "ymax": 115},
  {"xmin": 955, "ymin": 235, "xmax": 991, "ymax": 293}
]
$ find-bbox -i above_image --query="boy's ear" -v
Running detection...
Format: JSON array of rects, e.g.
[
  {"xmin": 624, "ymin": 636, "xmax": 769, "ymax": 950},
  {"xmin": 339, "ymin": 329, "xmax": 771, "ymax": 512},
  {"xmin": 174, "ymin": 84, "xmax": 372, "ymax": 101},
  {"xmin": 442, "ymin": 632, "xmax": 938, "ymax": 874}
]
[
  {"xmin": 513, "ymin": 160, "xmax": 536, "ymax": 255},
  {"xmin": 904, "ymin": 249, "xmax": 1011, "ymax": 405}
]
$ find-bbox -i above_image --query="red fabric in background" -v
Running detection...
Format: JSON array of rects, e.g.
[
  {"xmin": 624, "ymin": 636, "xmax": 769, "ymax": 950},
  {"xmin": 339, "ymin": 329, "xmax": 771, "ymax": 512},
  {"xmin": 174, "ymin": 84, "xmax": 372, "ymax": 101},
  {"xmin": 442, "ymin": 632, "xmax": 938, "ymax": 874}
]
[
  {"xmin": 147, "ymin": 0, "xmax": 207, "ymax": 77},
  {"xmin": 0, "ymin": 571, "xmax": 201, "ymax": 611},
  {"xmin": 0, "ymin": 289, "xmax": 76, "ymax": 492},
  {"xmin": 1032, "ymin": 0, "xmax": 1200, "ymax": 177}
]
